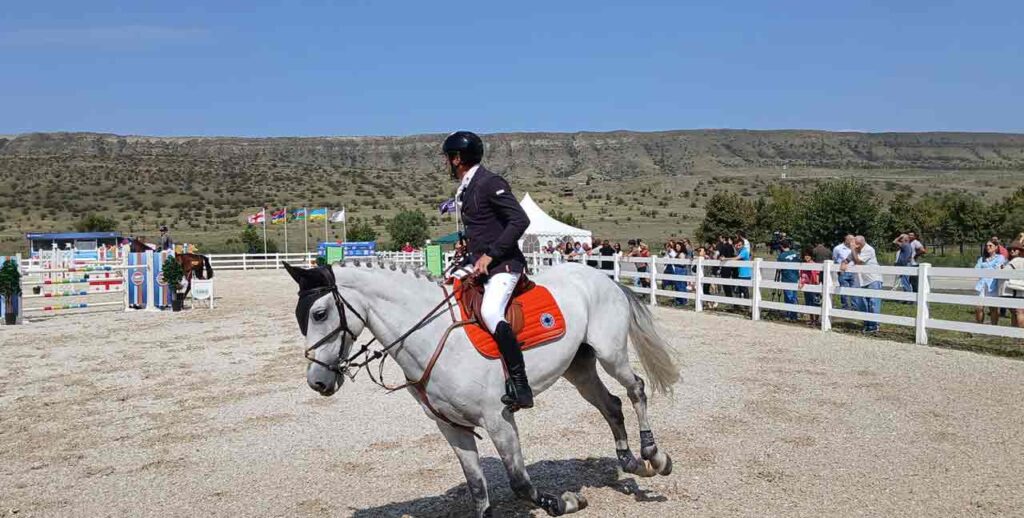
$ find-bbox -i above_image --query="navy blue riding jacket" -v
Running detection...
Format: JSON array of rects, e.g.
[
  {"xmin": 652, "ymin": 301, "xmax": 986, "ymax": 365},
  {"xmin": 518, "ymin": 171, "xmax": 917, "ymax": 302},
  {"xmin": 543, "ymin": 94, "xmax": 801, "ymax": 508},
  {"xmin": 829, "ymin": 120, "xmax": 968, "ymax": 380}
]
[{"xmin": 459, "ymin": 166, "xmax": 530, "ymax": 275}]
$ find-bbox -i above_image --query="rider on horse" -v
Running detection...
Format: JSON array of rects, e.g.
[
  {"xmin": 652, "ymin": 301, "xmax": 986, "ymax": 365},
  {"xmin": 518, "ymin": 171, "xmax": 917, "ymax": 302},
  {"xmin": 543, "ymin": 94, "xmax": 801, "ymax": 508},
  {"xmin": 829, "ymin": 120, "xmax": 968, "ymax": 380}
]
[
  {"xmin": 443, "ymin": 131, "xmax": 534, "ymax": 411},
  {"xmin": 158, "ymin": 225, "xmax": 174, "ymax": 251}
]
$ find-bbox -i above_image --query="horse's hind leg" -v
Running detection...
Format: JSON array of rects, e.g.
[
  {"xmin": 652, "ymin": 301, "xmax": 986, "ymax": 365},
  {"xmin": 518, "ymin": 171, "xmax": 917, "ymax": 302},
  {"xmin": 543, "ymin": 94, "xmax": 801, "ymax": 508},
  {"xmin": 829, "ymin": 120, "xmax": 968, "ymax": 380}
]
[
  {"xmin": 437, "ymin": 422, "xmax": 492, "ymax": 517},
  {"xmin": 484, "ymin": 414, "xmax": 587, "ymax": 516},
  {"xmin": 592, "ymin": 349, "xmax": 673, "ymax": 477},
  {"xmin": 562, "ymin": 344, "xmax": 643, "ymax": 475}
]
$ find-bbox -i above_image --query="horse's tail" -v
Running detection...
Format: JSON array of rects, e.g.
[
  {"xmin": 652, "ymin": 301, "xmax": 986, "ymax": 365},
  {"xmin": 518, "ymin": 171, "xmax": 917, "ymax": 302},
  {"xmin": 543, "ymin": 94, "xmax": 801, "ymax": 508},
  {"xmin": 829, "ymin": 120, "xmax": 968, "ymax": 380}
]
[
  {"xmin": 617, "ymin": 284, "xmax": 680, "ymax": 395},
  {"xmin": 202, "ymin": 255, "xmax": 214, "ymax": 279}
]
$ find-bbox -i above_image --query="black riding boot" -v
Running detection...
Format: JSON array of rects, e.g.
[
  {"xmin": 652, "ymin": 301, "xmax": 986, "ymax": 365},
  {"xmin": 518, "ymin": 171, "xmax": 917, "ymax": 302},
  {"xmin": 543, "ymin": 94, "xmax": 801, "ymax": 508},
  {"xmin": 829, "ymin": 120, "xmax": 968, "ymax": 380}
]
[{"xmin": 494, "ymin": 321, "xmax": 534, "ymax": 410}]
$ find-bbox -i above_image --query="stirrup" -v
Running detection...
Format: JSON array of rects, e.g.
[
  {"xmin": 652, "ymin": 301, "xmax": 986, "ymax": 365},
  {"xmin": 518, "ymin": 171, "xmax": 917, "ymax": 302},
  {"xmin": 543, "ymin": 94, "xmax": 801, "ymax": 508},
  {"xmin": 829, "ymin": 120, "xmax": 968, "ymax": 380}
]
[{"xmin": 501, "ymin": 379, "xmax": 533, "ymax": 411}]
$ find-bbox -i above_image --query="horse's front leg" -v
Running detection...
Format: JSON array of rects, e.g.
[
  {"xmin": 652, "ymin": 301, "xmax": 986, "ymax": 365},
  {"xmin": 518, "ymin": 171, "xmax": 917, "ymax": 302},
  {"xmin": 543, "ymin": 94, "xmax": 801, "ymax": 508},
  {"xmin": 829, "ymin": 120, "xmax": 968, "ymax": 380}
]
[
  {"xmin": 437, "ymin": 422, "xmax": 491, "ymax": 517},
  {"xmin": 485, "ymin": 413, "xmax": 587, "ymax": 516}
]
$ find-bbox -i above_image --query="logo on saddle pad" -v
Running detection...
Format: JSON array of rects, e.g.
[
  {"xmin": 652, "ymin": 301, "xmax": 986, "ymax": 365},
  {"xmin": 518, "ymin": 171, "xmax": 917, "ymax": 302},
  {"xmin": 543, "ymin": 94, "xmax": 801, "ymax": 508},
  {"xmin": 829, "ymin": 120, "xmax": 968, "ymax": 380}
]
[{"xmin": 540, "ymin": 312, "xmax": 556, "ymax": 328}]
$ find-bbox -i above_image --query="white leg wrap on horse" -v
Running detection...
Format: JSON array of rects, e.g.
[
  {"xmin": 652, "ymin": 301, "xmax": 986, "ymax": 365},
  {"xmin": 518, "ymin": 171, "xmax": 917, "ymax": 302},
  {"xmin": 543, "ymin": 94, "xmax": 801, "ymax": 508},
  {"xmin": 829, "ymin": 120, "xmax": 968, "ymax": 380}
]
[{"xmin": 480, "ymin": 272, "xmax": 520, "ymax": 333}]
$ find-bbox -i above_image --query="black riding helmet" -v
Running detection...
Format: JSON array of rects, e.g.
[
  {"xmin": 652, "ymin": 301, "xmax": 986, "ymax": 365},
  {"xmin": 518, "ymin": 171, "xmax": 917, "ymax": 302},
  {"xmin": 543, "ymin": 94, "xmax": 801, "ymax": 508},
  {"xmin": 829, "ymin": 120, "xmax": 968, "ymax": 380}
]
[{"xmin": 442, "ymin": 131, "xmax": 484, "ymax": 166}]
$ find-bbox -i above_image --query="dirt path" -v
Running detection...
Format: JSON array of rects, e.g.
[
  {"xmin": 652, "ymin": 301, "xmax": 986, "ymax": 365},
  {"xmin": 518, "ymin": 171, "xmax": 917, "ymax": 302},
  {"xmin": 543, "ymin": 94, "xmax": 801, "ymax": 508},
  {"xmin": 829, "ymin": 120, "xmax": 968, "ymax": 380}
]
[{"xmin": 1, "ymin": 270, "xmax": 1022, "ymax": 517}]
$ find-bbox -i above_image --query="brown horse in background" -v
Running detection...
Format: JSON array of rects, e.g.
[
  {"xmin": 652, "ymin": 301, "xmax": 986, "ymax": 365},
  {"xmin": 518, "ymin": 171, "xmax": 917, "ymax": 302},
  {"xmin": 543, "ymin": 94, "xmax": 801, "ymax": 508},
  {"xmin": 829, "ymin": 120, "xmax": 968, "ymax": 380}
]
[{"xmin": 126, "ymin": 238, "xmax": 214, "ymax": 296}]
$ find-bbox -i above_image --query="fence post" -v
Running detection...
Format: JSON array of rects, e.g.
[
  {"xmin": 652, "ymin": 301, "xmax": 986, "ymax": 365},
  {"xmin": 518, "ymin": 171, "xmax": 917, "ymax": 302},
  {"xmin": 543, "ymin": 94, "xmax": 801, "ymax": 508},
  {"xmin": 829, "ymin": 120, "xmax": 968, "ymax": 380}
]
[
  {"xmin": 613, "ymin": 253, "xmax": 621, "ymax": 282},
  {"xmin": 821, "ymin": 261, "xmax": 832, "ymax": 332},
  {"xmin": 915, "ymin": 263, "xmax": 930, "ymax": 345},
  {"xmin": 144, "ymin": 250, "xmax": 156, "ymax": 312},
  {"xmin": 649, "ymin": 256, "xmax": 658, "ymax": 306},
  {"xmin": 694, "ymin": 257, "xmax": 704, "ymax": 313},
  {"xmin": 751, "ymin": 258, "xmax": 762, "ymax": 321},
  {"xmin": 242, "ymin": 253, "xmax": 247, "ymax": 271}
]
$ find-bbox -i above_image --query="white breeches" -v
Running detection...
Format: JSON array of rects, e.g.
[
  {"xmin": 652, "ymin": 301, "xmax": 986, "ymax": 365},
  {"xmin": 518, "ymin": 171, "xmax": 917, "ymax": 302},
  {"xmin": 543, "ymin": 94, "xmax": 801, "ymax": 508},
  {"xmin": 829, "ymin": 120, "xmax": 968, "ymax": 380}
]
[{"xmin": 480, "ymin": 272, "xmax": 521, "ymax": 333}]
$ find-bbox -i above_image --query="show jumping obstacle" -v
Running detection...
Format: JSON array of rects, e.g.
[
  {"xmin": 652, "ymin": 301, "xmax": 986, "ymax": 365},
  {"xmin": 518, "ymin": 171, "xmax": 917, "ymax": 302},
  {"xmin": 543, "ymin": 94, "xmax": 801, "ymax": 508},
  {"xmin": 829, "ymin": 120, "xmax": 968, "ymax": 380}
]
[{"xmin": 4, "ymin": 246, "xmax": 178, "ymax": 323}]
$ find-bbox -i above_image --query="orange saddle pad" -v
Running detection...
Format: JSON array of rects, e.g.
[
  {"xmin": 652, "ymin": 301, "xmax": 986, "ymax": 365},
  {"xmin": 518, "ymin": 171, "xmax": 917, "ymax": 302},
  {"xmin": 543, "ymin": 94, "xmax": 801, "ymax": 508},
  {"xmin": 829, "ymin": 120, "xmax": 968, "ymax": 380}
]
[{"xmin": 453, "ymin": 280, "xmax": 567, "ymax": 359}]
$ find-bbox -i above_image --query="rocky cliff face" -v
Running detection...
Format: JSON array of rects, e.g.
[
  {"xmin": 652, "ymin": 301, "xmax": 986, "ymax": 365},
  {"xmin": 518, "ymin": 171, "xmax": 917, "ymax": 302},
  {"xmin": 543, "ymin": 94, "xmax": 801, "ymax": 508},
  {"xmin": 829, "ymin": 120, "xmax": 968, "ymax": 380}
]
[{"xmin": 2, "ymin": 130, "xmax": 1023, "ymax": 178}]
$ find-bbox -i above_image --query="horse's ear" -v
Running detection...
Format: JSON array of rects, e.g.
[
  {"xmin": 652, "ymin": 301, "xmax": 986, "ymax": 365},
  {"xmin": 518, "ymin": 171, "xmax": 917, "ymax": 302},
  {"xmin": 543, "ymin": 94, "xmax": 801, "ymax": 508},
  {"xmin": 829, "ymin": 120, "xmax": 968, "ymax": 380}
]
[{"xmin": 282, "ymin": 262, "xmax": 305, "ymax": 284}]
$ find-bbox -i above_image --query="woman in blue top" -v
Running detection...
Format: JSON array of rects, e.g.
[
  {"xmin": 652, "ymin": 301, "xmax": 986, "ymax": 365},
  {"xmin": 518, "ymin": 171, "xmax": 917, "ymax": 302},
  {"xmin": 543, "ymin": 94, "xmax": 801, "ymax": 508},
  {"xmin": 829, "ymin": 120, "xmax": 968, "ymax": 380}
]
[{"xmin": 975, "ymin": 240, "xmax": 1007, "ymax": 325}]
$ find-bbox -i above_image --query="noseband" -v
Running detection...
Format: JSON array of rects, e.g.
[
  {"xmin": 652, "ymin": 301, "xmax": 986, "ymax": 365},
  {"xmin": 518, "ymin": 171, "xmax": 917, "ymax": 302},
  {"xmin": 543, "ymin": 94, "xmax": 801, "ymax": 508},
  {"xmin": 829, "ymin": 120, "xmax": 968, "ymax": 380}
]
[{"xmin": 299, "ymin": 285, "xmax": 369, "ymax": 377}]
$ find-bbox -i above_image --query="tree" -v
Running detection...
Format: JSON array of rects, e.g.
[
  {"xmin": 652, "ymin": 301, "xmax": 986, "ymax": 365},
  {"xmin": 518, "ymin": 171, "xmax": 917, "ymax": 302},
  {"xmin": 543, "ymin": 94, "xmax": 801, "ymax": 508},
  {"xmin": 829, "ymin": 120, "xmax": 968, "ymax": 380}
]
[
  {"xmin": 795, "ymin": 179, "xmax": 880, "ymax": 246},
  {"xmin": 995, "ymin": 186, "xmax": 1024, "ymax": 243},
  {"xmin": 347, "ymin": 219, "xmax": 378, "ymax": 242},
  {"xmin": 753, "ymin": 186, "xmax": 800, "ymax": 244},
  {"xmin": 387, "ymin": 210, "xmax": 429, "ymax": 249},
  {"xmin": 240, "ymin": 225, "xmax": 278, "ymax": 253},
  {"xmin": 697, "ymin": 192, "xmax": 755, "ymax": 242},
  {"xmin": 75, "ymin": 213, "xmax": 117, "ymax": 232},
  {"xmin": 910, "ymin": 195, "xmax": 948, "ymax": 250},
  {"xmin": 549, "ymin": 209, "xmax": 582, "ymax": 228},
  {"xmin": 878, "ymin": 193, "xmax": 918, "ymax": 239},
  {"xmin": 940, "ymin": 192, "xmax": 989, "ymax": 255}
]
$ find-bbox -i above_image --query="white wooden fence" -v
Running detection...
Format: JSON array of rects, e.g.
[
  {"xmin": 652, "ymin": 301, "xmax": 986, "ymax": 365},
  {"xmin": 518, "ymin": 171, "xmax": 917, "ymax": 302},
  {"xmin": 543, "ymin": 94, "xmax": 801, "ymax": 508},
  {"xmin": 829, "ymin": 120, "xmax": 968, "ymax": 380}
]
[
  {"xmin": 583, "ymin": 255, "xmax": 1024, "ymax": 346},
  {"xmin": 201, "ymin": 250, "xmax": 1024, "ymax": 345}
]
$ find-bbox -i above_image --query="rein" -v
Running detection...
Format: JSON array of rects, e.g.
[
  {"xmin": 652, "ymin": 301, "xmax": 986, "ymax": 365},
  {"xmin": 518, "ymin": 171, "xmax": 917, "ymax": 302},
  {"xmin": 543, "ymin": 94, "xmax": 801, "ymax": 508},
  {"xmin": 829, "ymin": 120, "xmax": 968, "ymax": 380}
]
[{"xmin": 301, "ymin": 283, "xmax": 460, "ymax": 390}]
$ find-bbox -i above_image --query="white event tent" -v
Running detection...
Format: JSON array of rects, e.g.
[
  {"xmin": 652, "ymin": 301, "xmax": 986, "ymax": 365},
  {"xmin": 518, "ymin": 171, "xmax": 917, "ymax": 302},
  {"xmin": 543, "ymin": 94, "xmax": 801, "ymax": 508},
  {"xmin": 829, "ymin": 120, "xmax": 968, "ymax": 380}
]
[{"xmin": 518, "ymin": 193, "xmax": 592, "ymax": 252}]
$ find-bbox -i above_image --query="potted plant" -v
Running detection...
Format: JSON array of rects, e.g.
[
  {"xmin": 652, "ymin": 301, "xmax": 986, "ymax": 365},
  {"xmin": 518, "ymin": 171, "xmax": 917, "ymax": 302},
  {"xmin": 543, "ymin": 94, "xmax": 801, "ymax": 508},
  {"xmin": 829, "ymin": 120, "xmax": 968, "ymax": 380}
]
[
  {"xmin": 0, "ymin": 259, "xmax": 22, "ymax": 325},
  {"xmin": 161, "ymin": 256, "xmax": 186, "ymax": 312}
]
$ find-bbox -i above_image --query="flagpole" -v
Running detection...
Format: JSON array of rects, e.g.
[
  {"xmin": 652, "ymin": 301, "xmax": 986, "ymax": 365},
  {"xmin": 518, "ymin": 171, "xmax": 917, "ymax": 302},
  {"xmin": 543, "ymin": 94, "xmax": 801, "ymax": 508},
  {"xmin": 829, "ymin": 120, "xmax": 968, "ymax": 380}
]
[
  {"xmin": 303, "ymin": 207, "xmax": 309, "ymax": 254},
  {"xmin": 283, "ymin": 206, "xmax": 288, "ymax": 255},
  {"xmin": 261, "ymin": 208, "xmax": 268, "ymax": 255},
  {"xmin": 324, "ymin": 207, "xmax": 329, "ymax": 243},
  {"xmin": 342, "ymin": 206, "xmax": 347, "ymax": 243}
]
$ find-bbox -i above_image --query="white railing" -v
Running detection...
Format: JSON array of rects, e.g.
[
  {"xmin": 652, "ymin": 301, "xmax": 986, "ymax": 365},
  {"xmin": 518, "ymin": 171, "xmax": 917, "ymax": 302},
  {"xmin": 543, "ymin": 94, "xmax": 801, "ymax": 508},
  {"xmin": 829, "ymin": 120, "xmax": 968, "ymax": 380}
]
[
  {"xmin": 525, "ymin": 253, "xmax": 1024, "ymax": 346},
  {"xmin": 202, "ymin": 251, "xmax": 429, "ymax": 270},
  {"xmin": 157, "ymin": 250, "xmax": 1024, "ymax": 345}
]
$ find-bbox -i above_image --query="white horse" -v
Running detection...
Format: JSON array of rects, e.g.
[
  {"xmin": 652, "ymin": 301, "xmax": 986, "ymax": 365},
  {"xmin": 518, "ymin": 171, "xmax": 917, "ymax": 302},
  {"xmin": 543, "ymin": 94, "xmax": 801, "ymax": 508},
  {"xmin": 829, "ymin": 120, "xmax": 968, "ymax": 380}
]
[{"xmin": 284, "ymin": 260, "xmax": 680, "ymax": 517}]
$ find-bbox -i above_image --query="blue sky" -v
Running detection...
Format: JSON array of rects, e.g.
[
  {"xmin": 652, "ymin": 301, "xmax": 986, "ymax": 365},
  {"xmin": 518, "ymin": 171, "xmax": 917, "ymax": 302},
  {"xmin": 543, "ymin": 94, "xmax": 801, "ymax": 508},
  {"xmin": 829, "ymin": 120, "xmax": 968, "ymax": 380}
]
[{"xmin": 2, "ymin": 0, "xmax": 1021, "ymax": 136}]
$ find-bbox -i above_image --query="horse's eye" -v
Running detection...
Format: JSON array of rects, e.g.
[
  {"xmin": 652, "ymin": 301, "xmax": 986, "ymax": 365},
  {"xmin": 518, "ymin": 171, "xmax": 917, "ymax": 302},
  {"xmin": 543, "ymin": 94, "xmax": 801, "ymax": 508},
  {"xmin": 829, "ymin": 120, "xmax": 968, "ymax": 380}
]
[{"xmin": 313, "ymin": 308, "xmax": 328, "ymax": 322}]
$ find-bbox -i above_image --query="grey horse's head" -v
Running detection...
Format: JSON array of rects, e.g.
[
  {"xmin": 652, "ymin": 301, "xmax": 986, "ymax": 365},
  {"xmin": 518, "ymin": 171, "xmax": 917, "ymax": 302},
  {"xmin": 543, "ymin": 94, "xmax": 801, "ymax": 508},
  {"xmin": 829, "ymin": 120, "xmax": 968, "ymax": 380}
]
[{"xmin": 283, "ymin": 262, "xmax": 366, "ymax": 396}]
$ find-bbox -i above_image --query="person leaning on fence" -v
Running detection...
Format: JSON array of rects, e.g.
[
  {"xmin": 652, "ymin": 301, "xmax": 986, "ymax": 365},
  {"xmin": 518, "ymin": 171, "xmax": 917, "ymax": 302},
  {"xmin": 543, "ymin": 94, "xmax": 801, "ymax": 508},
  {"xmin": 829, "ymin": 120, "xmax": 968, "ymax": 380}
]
[
  {"xmin": 833, "ymin": 235, "xmax": 855, "ymax": 310},
  {"xmin": 893, "ymin": 233, "xmax": 915, "ymax": 295},
  {"xmin": 798, "ymin": 247, "xmax": 822, "ymax": 326},
  {"xmin": 777, "ymin": 239, "xmax": 801, "ymax": 321},
  {"xmin": 716, "ymin": 235, "xmax": 736, "ymax": 298},
  {"xmin": 1001, "ymin": 241, "xmax": 1024, "ymax": 328},
  {"xmin": 842, "ymin": 235, "xmax": 883, "ymax": 333},
  {"xmin": 974, "ymin": 240, "xmax": 1007, "ymax": 325}
]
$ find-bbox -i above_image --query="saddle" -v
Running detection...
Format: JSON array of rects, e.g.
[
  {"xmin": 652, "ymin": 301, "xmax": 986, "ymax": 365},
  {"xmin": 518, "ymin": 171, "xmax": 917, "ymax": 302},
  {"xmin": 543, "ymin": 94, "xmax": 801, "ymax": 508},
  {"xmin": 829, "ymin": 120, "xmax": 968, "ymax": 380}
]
[{"xmin": 453, "ymin": 275, "xmax": 566, "ymax": 359}]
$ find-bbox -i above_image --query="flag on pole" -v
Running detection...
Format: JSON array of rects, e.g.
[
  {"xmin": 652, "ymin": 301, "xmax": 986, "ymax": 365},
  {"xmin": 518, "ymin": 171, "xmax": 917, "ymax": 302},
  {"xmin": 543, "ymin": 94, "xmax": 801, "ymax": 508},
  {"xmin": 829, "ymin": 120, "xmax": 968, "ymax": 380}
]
[
  {"xmin": 309, "ymin": 208, "xmax": 327, "ymax": 221},
  {"xmin": 290, "ymin": 208, "xmax": 307, "ymax": 221},
  {"xmin": 439, "ymin": 198, "xmax": 457, "ymax": 214},
  {"xmin": 329, "ymin": 209, "xmax": 346, "ymax": 223},
  {"xmin": 270, "ymin": 208, "xmax": 286, "ymax": 224},
  {"xmin": 247, "ymin": 209, "xmax": 265, "ymax": 224}
]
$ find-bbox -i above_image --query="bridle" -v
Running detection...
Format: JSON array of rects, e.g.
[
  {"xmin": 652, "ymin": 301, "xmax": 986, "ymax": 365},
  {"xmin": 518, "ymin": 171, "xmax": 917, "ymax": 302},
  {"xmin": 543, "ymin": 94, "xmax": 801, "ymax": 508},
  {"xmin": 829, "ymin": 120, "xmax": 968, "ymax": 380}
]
[{"xmin": 298, "ymin": 280, "xmax": 460, "ymax": 389}]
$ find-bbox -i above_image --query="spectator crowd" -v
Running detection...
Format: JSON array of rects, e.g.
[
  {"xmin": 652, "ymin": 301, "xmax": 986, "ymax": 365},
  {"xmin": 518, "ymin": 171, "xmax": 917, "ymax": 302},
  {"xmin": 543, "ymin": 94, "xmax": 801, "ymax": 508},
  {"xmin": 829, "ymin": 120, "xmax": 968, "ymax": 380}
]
[{"xmin": 535, "ymin": 229, "xmax": 1024, "ymax": 331}]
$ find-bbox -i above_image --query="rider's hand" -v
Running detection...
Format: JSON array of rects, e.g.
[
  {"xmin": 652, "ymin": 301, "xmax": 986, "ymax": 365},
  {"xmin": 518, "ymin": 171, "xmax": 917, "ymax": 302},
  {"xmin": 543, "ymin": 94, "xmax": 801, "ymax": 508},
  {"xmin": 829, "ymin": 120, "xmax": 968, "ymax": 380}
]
[{"xmin": 473, "ymin": 254, "xmax": 493, "ymax": 275}]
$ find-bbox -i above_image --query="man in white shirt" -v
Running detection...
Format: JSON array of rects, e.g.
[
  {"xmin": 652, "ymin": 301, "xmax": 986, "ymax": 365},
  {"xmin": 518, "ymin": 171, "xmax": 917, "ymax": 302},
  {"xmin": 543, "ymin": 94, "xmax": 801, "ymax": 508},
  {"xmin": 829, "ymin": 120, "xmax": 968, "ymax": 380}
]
[
  {"xmin": 832, "ymin": 235, "xmax": 855, "ymax": 310},
  {"xmin": 907, "ymin": 231, "xmax": 927, "ymax": 293},
  {"xmin": 841, "ymin": 235, "xmax": 883, "ymax": 333}
]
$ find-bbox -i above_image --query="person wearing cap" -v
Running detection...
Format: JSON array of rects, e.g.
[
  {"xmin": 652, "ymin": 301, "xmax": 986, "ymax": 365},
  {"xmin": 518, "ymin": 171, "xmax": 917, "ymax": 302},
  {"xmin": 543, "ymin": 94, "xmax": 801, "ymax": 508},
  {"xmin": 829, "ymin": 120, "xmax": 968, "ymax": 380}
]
[{"xmin": 158, "ymin": 225, "xmax": 174, "ymax": 251}]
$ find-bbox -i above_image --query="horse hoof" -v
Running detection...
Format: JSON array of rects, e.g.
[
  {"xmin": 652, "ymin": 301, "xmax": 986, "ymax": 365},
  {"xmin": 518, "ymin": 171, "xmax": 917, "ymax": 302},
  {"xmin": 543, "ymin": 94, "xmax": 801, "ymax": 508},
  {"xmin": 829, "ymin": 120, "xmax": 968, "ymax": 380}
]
[
  {"xmin": 649, "ymin": 450, "xmax": 670, "ymax": 473},
  {"xmin": 560, "ymin": 492, "xmax": 587, "ymax": 513},
  {"xmin": 657, "ymin": 453, "xmax": 673, "ymax": 476},
  {"xmin": 636, "ymin": 459, "xmax": 658, "ymax": 478},
  {"xmin": 538, "ymin": 492, "xmax": 566, "ymax": 516}
]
